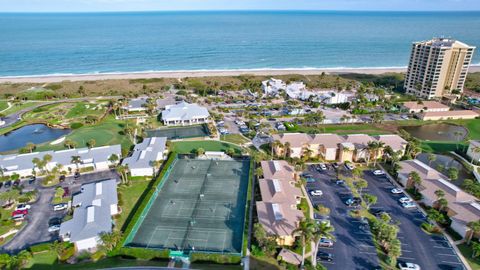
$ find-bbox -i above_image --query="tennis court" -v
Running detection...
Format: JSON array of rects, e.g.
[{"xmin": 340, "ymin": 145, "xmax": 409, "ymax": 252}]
[
  {"xmin": 125, "ymin": 157, "xmax": 250, "ymax": 254},
  {"xmin": 146, "ymin": 124, "xmax": 210, "ymax": 139}
]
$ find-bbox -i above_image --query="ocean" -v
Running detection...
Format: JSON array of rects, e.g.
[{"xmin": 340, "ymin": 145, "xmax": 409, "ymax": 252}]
[{"xmin": 0, "ymin": 11, "xmax": 479, "ymax": 77}]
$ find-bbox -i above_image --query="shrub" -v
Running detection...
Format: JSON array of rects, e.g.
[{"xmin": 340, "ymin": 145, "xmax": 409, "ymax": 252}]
[
  {"xmin": 190, "ymin": 253, "xmax": 241, "ymax": 264},
  {"xmin": 70, "ymin": 122, "xmax": 84, "ymax": 129},
  {"xmin": 59, "ymin": 245, "xmax": 75, "ymax": 261},
  {"xmin": 112, "ymin": 247, "xmax": 169, "ymax": 260}
]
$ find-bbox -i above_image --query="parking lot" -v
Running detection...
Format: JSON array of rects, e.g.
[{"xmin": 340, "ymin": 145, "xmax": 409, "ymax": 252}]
[
  {"xmin": 305, "ymin": 165, "xmax": 380, "ymax": 270},
  {"xmin": 363, "ymin": 170, "xmax": 466, "ymax": 270}
]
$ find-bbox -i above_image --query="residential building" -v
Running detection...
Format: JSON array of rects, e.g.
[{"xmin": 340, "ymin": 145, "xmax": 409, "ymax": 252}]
[
  {"xmin": 122, "ymin": 96, "xmax": 149, "ymax": 112},
  {"xmin": 59, "ymin": 179, "xmax": 118, "ymax": 251},
  {"xmin": 317, "ymin": 91, "xmax": 354, "ymax": 105},
  {"xmin": 271, "ymin": 133, "xmax": 407, "ymax": 162},
  {"xmin": 0, "ymin": 145, "xmax": 121, "ymax": 177},
  {"xmin": 418, "ymin": 110, "xmax": 478, "ymax": 121},
  {"xmin": 397, "ymin": 160, "xmax": 480, "ymax": 239},
  {"xmin": 161, "ymin": 101, "xmax": 210, "ymax": 126},
  {"xmin": 467, "ymin": 140, "xmax": 480, "ymax": 163},
  {"xmin": 285, "ymin": 82, "xmax": 313, "ymax": 100},
  {"xmin": 122, "ymin": 137, "xmax": 167, "ymax": 176},
  {"xmin": 262, "ymin": 78, "xmax": 286, "ymax": 96},
  {"xmin": 256, "ymin": 160, "xmax": 304, "ymax": 245},
  {"xmin": 402, "ymin": 101, "xmax": 450, "ymax": 113},
  {"xmin": 404, "ymin": 38, "xmax": 475, "ymax": 99}
]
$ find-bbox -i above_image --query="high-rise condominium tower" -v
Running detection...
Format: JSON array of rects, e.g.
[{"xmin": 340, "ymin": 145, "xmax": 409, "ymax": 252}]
[{"xmin": 404, "ymin": 38, "xmax": 475, "ymax": 99}]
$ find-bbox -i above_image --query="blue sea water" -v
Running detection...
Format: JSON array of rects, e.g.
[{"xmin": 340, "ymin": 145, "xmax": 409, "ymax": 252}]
[{"xmin": 0, "ymin": 11, "xmax": 480, "ymax": 77}]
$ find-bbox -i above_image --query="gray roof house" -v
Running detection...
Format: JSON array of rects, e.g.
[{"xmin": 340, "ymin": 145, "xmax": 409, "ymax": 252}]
[
  {"xmin": 161, "ymin": 102, "xmax": 210, "ymax": 126},
  {"xmin": 123, "ymin": 96, "xmax": 149, "ymax": 112},
  {"xmin": 59, "ymin": 179, "xmax": 118, "ymax": 251},
  {"xmin": 122, "ymin": 137, "xmax": 168, "ymax": 176},
  {"xmin": 0, "ymin": 145, "xmax": 121, "ymax": 177}
]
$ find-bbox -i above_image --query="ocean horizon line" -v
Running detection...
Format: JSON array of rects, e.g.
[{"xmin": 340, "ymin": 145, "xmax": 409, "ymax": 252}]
[{"xmin": 2, "ymin": 10, "xmax": 480, "ymax": 14}]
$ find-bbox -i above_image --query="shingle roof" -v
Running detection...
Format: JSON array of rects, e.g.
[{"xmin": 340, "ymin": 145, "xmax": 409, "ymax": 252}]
[
  {"xmin": 60, "ymin": 179, "xmax": 118, "ymax": 242},
  {"xmin": 122, "ymin": 137, "xmax": 167, "ymax": 170},
  {"xmin": 161, "ymin": 102, "xmax": 210, "ymax": 122},
  {"xmin": 124, "ymin": 96, "xmax": 148, "ymax": 110}
]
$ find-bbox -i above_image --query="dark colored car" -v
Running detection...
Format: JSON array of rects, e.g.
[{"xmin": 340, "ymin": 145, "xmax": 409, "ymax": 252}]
[
  {"xmin": 74, "ymin": 171, "xmax": 80, "ymax": 179},
  {"xmin": 0, "ymin": 182, "xmax": 3, "ymax": 189},
  {"xmin": 316, "ymin": 251, "xmax": 333, "ymax": 262},
  {"xmin": 28, "ymin": 177, "xmax": 36, "ymax": 185},
  {"xmin": 345, "ymin": 197, "xmax": 362, "ymax": 207},
  {"xmin": 13, "ymin": 180, "xmax": 20, "ymax": 187},
  {"xmin": 59, "ymin": 175, "xmax": 66, "ymax": 182},
  {"xmin": 332, "ymin": 162, "xmax": 340, "ymax": 169},
  {"xmin": 62, "ymin": 187, "xmax": 70, "ymax": 198},
  {"xmin": 4, "ymin": 181, "xmax": 12, "ymax": 188},
  {"xmin": 370, "ymin": 208, "xmax": 389, "ymax": 217},
  {"xmin": 49, "ymin": 217, "xmax": 62, "ymax": 226}
]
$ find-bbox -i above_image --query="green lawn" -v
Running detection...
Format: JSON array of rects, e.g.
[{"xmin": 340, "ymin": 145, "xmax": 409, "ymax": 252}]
[
  {"xmin": 26, "ymin": 256, "xmax": 169, "ymax": 270},
  {"xmin": 421, "ymin": 141, "xmax": 468, "ymax": 153},
  {"xmin": 115, "ymin": 177, "xmax": 152, "ymax": 230},
  {"xmin": 458, "ymin": 243, "xmax": 480, "ymax": 270},
  {"xmin": 0, "ymin": 101, "xmax": 8, "ymax": 112},
  {"xmin": 65, "ymin": 102, "xmax": 106, "ymax": 119},
  {"xmin": 35, "ymin": 116, "xmax": 133, "ymax": 153},
  {"xmin": 171, "ymin": 140, "xmax": 243, "ymax": 154},
  {"xmin": 1, "ymin": 101, "xmax": 37, "ymax": 115},
  {"xmin": 221, "ymin": 134, "xmax": 250, "ymax": 145},
  {"xmin": 288, "ymin": 123, "xmax": 388, "ymax": 135}
]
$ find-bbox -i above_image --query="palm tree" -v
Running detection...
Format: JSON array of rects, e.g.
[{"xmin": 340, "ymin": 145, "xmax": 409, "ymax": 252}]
[
  {"xmin": 116, "ymin": 165, "xmax": 129, "ymax": 184},
  {"xmin": 100, "ymin": 231, "xmax": 123, "ymax": 252},
  {"xmin": 312, "ymin": 222, "xmax": 335, "ymax": 266},
  {"xmin": 472, "ymin": 241, "xmax": 480, "ymax": 258},
  {"xmin": 284, "ymin": 142, "xmax": 291, "ymax": 159},
  {"xmin": 467, "ymin": 220, "xmax": 480, "ymax": 244},
  {"xmin": 49, "ymin": 240, "xmax": 66, "ymax": 259},
  {"xmin": 87, "ymin": 138, "xmax": 96, "ymax": 148},
  {"xmin": 108, "ymin": 154, "xmax": 119, "ymax": 165},
  {"xmin": 64, "ymin": 139, "xmax": 77, "ymax": 149},
  {"xmin": 409, "ymin": 171, "xmax": 422, "ymax": 193},
  {"xmin": 71, "ymin": 156, "xmax": 82, "ymax": 170},
  {"xmin": 453, "ymin": 131, "xmax": 463, "ymax": 148},
  {"xmin": 270, "ymin": 140, "xmax": 282, "ymax": 158},
  {"xmin": 470, "ymin": 145, "xmax": 480, "ymax": 164},
  {"xmin": 292, "ymin": 218, "xmax": 318, "ymax": 268}
]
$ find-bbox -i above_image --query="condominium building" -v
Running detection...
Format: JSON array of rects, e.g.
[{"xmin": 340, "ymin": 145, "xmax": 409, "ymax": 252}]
[{"xmin": 404, "ymin": 38, "xmax": 475, "ymax": 99}]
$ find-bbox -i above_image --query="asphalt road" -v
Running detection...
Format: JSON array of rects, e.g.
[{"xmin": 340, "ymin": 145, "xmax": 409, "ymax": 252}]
[
  {"xmin": 0, "ymin": 170, "xmax": 119, "ymax": 253},
  {"xmin": 305, "ymin": 165, "xmax": 380, "ymax": 270},
  {"xmin": 363, "ymin": 170, "xmax": 466, "ymax": 270}
]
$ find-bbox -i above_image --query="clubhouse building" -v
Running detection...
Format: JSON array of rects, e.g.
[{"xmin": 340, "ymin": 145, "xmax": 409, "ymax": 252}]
[
  {"xmin": 122, "ymin": 137, "xmax": 168, "ymax": 176},
  {"xmin": 161, "ymin": 101, "xmax": 210, "ymax": 126}
]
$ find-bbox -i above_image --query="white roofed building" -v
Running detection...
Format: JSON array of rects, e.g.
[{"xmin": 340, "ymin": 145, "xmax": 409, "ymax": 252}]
[
  {"xmin": 161, "ymin": 102, "xmax": 210, "ymax": 126},
  {"xmin": 122, "ymin": 137, "xmax": 168, "ymax": 176},
  {"xmin": 262, "ymin": 78, "xmax": 286, "ymax": 97}
]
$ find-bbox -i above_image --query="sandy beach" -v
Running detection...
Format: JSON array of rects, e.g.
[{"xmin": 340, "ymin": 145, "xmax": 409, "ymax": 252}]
[{"xmin": 1, "ymin": 66, "xmax": 479, "ymax": 83}]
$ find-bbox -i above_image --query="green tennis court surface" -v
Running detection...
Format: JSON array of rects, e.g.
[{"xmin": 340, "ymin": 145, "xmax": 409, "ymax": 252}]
[
  {"xmin": 125, "ymin": 158, "xmax": 250, "ymax": 254},
  {"xmin": 146, "ymin": 124, "xmax": 210, "ymax": 139}
]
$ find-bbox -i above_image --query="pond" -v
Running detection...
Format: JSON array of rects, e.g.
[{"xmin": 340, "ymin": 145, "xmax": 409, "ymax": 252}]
[
  {"xmin": 0, "ymin": 124, "xmax": 71, "ymax": 152},
  {"xmin": 402, "ymin": 123, "xmax": 468, "ymax": 141},
  {"xmin": 417, "ymin": 153, "xmax": 473, "ymax": 186}
]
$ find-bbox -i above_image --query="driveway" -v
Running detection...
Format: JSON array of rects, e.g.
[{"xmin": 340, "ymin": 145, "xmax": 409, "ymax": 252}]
[
  {"xmin": 363, "ymin": 170, "xmax": 466, "ymax": 270},
  {"xmin": 0, "ymin": 169, "xmax": 119, "ymax": 253},
  {"xmin": 305, "ymin": 165, "xmax": 380, "ymax": 270}
]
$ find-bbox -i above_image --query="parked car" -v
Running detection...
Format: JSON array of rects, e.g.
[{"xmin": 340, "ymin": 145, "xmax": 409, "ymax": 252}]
[
  {"xmin": 48, "ymin": 224, "xmax": 61, "ymax": 233},
  {"xmin": 399, "ymin": 197, "xmax": 412, "ymax": 204},
  {"xmin": 15, "ymin": 204, "xmax": 31, "ymax": 211},
  {"xmin": 391, "ymin": 188, "xmax": 403, "ymax": 194},
  {"xmin": 336, "ymin": 179, "xmax": 346, "ymax": 186},
  {"xmin": 373, "ymin": 170, "xmax": 385, "ymax": 176},
  {"xmin": 316, "ymin": 251, "xmax": 333, "ymax": 262},
  {"xmin": 402, "ymin": 201, "xmax": 417, "ymax": 209},
  {"xmin": 49, "ymin": 217, "xmax": 62, "ymax": 226},
  {"xmin": 28, "ymin": 177, "xmax": 36, "ymax": 185},
  {"xmin": 332, "ymin": 163, "xmax": 340, "ymax": 169},
  {"xmin": 370, "ymin": 208, "xmax": 389, "ymax": 217},
  {"xmin": 74, "ymin": 171, "xmax": 80, "ymax": 179},
  {"xmin": 4, "ymin": 181, "xmax": 12, "ymax": 188},
  {"xmin": 12, "ymin": 209, "xmax": 28, "ymax": 216},
  {"xmin": 398, "ymin": 262, "xmax": 421, "ymax": 270},
  {"xmin": 59, "ymin": 175, "xmax": 66, "ymax": 182},
  {"xmin": 345, "ymin": 197, "xmax": 362, "ymax": 207},
  {"xmin": 344, "ymin": 163, "xmax": 355, "ymax": 170},
  {"xmin": 310, "ymin": 190, "xmax": 323, "ymax": 196},
  {"xmin": 305, "ymin": 177, "xmax": 316, "ymax": 183},
  {"xmin": 63, "ymin": 187, "xmax": 70, "ymax": 198},
  {"xmin": 0, "ymin": 182, "xmax": 3, "ymax": 189},
  {"xmin": 11, "ymin": 214, "xmax": 26, "ymax": 221},
  {"xmin": 13, "ymin": 180, "xmax": 20, "ymax": 187},
  {"xmin": 318, "ymin": 237, "xmax": 334, "ymax": 247},
  {"xmin": 53, "ymin": 203, "xmax": 68, "ymax": 211},
  {"xmin": 318, "ymin": 163, "xmax": 327, "ymax": 171}
]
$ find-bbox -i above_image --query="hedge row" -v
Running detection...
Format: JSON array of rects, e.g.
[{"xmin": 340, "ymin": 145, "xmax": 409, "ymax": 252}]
[
  {"xmin": 121, "ymin": 152, "xmax": 178, "ymax": 243},
  {"xmin": 190, "ymin": 253, "xmax": 242, "ymax": 264},
  {"xmin": 110, "ymin": 247, "xmax": 169, "ymax": 260}
]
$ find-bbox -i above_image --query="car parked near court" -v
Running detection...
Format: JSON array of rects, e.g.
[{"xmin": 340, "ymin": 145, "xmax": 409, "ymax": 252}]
[
  {"xmin": 391, "ymin": 188, "xmax": 403, "ymax": 194},
  {"xmin": 319, "ymin": 237, "xmax": 334, "ymax": 247},
  {"xmin": 399, "ymin": 197, "xmax": 412, "ymax": 204},
  {"xmin": 402, "ymin": 201, "xmax": 417, "ymax": 209},
  {"xmin": 316, "ymin": 251, "xmax": 333, "ymax": 262},
  {"xmin": 310, "ymin": 190, "xmax": 323, "ymax": 196},
  {"xmin": 398, "ymin": 262, "xmax": 421, "ymax": 270}
]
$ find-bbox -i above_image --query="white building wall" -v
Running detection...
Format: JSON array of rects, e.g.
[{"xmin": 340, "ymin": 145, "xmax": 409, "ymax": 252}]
[
  {"xmin": 75, "ymin": 237, "xmax": 99, "ymax": 251},
  {"xmin": 110, "ymin": 203, "xmax": 118, "ymax": 215},
  {"xmin": 129, "ymin": 168, "xmax": 154, "ymax": 177},
  {"xmin": 451, "ymin": 220, "xmax": 468, "ymax": 239},
  {"xmin": 324, "ymin": 148, "xmax": 338, "ymax": 161}
]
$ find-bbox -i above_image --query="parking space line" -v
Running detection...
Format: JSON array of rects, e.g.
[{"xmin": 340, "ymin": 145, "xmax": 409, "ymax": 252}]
[
  {"xmin": 434, "ymin": 246, "xmax": 452, "ymax": 249},
  {"xmin": 437, "ymin": 253, "xmax": 457, "ymax": 256},
  {"xmin": 441, "ymin": 261, "xmax": 463, "ymax": 265},
  {"xmin": 398, "ymin": 256, "xmax": 415, "ymax": 260}
]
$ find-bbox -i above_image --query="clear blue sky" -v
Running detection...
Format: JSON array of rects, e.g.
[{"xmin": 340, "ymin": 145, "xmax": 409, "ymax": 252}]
[{"xmin": 1, "ymin": 0, "xmax": 479, "ymax": 12}]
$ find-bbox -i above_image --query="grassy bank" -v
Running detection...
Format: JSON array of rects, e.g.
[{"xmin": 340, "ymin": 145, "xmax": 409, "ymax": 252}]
[{"xmin": 171, "ymin": 140, "xmax": 243, "ymax": 154}]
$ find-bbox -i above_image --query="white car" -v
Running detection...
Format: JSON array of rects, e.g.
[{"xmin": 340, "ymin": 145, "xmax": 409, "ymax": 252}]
[
  {"xmin": 373, "ymin": 170, "xmax": 385, "ymax": 176},
  {"xmin": 344, "ymin": 163, "xmax": 355, "ymax": 170},
  {"xmin": 318, "ymin": 237, "xmax": 334, "ymax": 247},
  {"xmin": 310, "ymin": 190, "xmax": 323, "ymax": 196},
  {"xmin": 402, "ymin": 201, "xmax": 417, "ymax": 209},
  {"xmin": 48, "ymin": 224, "xmax": 61, "ymax": 232},
  {"xmin": 319, "ymin": 163, "xmax": 327, "ymax": 171},
  {"xmin": 15, "ymin": 204, "xmax": 31, "ymax": 211},
  {"xmin": 53, "ymin": 203, "xmax": 68, "ymax": 211},
  {"xmin": 401, "ymin": 115, "xmax": 410, "ymax": 120},
  {"xmin": 399, "ymin": 197, "xmax": 412, "ymax": 204},
  {"xmin": 398, "ymin": 262, "xmax": 421, "ymax": 270},
  {"xmin": 391, "ymin": 188, "xmax": 403, "ymax": 194}
]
